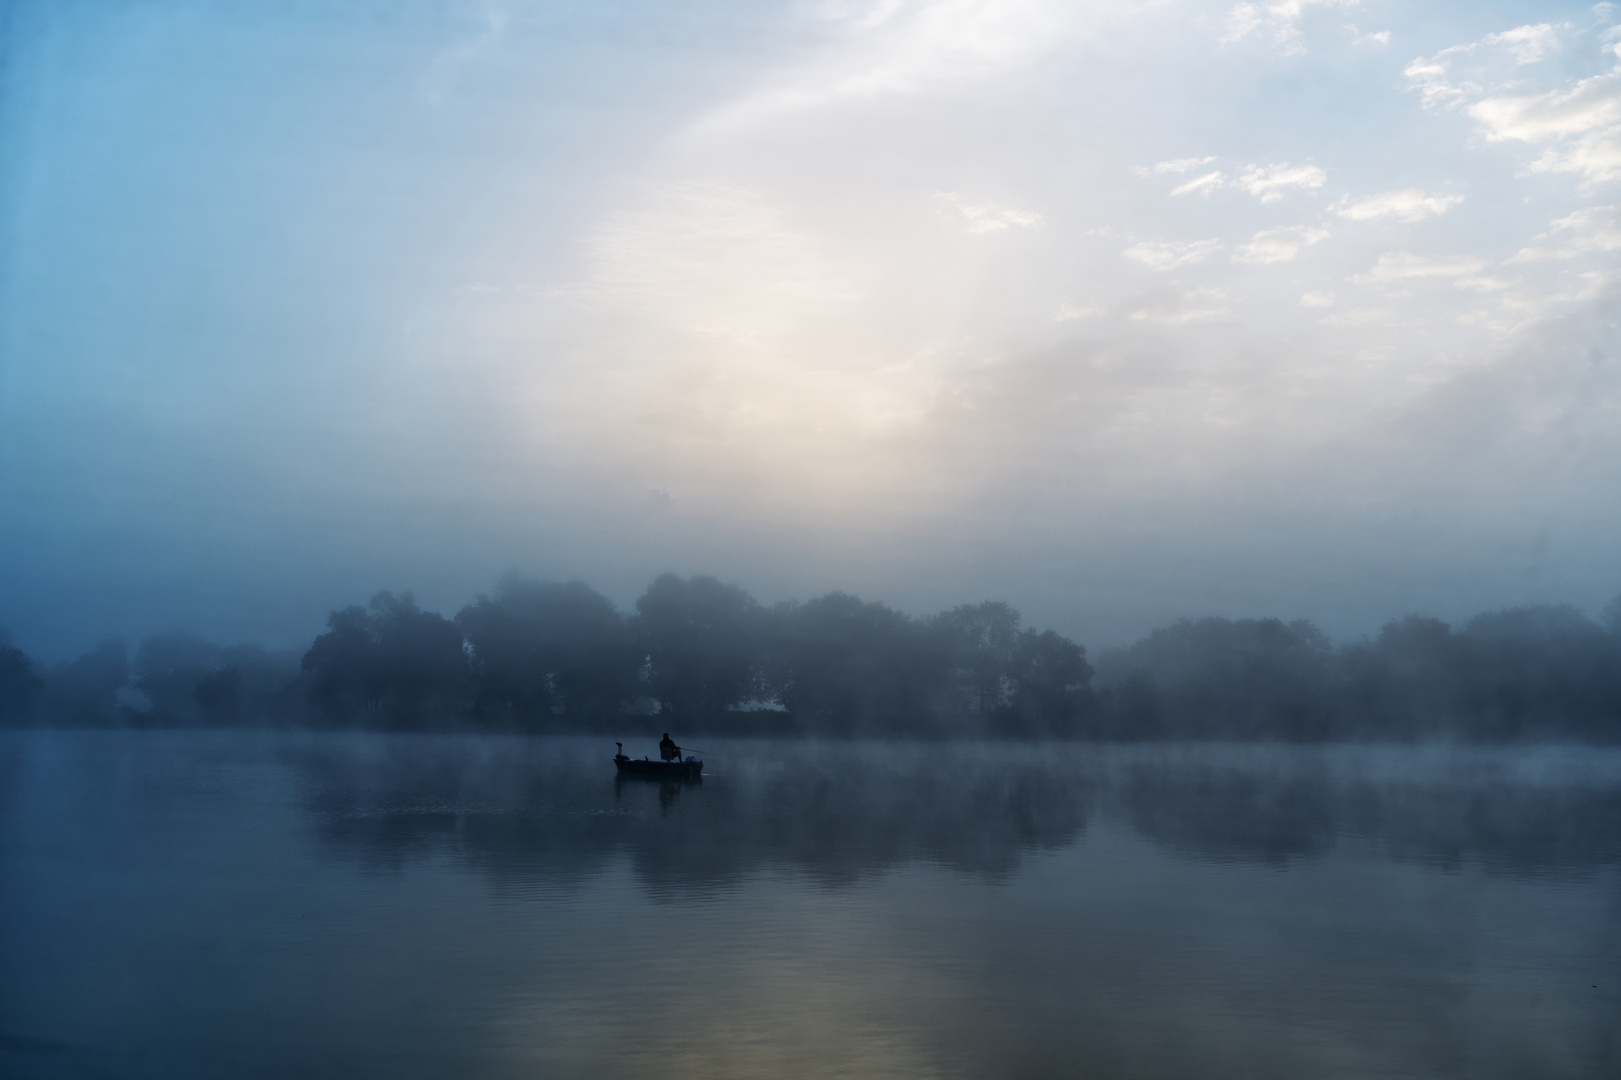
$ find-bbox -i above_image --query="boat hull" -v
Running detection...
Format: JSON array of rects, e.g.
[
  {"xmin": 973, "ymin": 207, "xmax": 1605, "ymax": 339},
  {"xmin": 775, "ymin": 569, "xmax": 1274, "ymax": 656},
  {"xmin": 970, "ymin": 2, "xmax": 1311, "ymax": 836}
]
[{"xmin": 614, "ymin": 756, "xmax": 703, "ymax": 780}]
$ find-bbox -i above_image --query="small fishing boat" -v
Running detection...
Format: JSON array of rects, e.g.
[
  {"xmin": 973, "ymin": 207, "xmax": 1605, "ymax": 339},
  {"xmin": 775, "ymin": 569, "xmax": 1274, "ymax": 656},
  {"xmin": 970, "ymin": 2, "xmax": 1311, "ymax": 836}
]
[{"xmin": 613, "ymin": 743, "xmax": 703, "ymax": 780}]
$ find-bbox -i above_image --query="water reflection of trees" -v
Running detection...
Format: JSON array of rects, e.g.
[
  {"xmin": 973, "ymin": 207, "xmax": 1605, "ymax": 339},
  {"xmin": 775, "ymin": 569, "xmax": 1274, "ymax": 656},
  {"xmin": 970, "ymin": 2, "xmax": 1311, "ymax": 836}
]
[
  {"xmin": 1115, "ymin": 762, "xmax": 1621, "ymax": 876},
  {"xmin": 292, "ymin": 740, "xmax": 1094, "ymax": 891},
  {"xmin": 289, "ymin": 738, "xmax": 1621, "ymax": 892}
]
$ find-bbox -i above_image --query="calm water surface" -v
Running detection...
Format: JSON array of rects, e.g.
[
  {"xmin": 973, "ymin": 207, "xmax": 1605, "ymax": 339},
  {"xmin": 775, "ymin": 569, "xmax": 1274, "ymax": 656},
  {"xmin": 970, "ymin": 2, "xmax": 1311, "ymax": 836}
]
[{"xmin": 2, "ymin": 731, "xmax": 1618, "ymax": 1079}]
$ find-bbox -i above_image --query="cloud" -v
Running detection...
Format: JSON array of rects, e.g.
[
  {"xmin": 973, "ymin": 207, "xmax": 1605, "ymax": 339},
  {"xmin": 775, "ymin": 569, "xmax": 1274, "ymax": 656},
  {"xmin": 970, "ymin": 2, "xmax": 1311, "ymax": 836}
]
[
  {"xmin": 1320, "ymin": 307, "xmax": 1392, "ymax": 327},
  {"xmin": 1052, "ymin": 301, "xmax": 1102, "ymax": 322},
  {"xmin": 1122, "ymin": 239, "xmax": 1223, "ymax": 270},
  {"xmin": 1299, "ymin": 290, "xmax": 1335, "ymax": 307},
  {"xmin": 1139, "ymin": 158, "xmax": 1225, "ymax": 196},
  {"xmin": 1469, "ymin": 74, "xmax": 1621, "ymax": 141},
  {"xmin": 1469, "ymin": 73, "xmax": 1621, "ymax": 189},
  {"xmin": 1343, "ymin": 25, "xmax": 1390, "ymax": 48},
  {"xmin": 689, "ymin": 0, "xmax": 1085, "ymax": 133},
  {"xmin": 1237, "ymin": 162, "xmax": 1327, "ymax": 202},
  {"xmin": 1153, "ymin": 160, "xmax": 1327, "ymax": 202},
  {"xmin": 1232, "ymin": 224, "xmax": 1331, "ymax": 265},
  {"xmin": 1402, "ymin": 24, "xmax": 1569, "ymax": 109},
  {"xmin": 1351, "ymin": 251, "xmax": 1486, "ymax": 283},
  {"xmin": 1221, "ymin": 0, "xmax": 1360, "ymax": 55},
  {"xmin": 1171, "ymin": 170, "xmax": 1227, "ymax": 197},
  {"xmin": 1454, "ymin": 275, "xmax": 1514, "ymax": 293},
  {"xmin": 1483, "ymin": 23, "xmax": 1563, "ymax": 65},
  {"xmin": 1509, "ymin": 204, "xmax": 1621, "ymax": 260},
  {"xmin": 1119, "ymin": 286, "xmax": 1232, "ymax": 324},
  {"xmin": 1333, "ymin": 189, "xmax": 1465, "ymax": 222},
  {"xmin": 934, "ymin": 192, "xmax": 1043, "ymax": 234},
  {"xmin": 1407, "ymin": 24, "xmax": 1621, "ymax": 191},
  {"xmin": 1140, "ymin": 156, "xmax": 1218, "ymax": 175},
  {"xmin": 1403, "ymin": 50, "xmax": 1478, "ymax": 110}
]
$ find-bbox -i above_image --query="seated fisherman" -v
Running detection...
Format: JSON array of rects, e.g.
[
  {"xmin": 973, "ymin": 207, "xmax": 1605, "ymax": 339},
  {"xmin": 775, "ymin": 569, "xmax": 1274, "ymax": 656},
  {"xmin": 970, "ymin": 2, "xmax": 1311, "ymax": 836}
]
[{"xmin": 659, "ymin": 733, "xmax": 681, "ymax": 761}]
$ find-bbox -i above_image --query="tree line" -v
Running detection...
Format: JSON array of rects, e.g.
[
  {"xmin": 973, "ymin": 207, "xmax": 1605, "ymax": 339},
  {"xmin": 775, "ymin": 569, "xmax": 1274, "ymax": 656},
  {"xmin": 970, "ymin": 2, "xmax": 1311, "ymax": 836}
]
[{"xmin": 3, "ymin": 575, "xmax": 1619, "ymax": 740}]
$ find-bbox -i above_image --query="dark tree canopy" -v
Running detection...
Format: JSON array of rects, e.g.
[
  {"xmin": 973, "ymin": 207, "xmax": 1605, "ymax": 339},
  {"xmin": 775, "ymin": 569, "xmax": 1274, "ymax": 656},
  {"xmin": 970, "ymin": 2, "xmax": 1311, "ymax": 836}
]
[
  {"xmin": 0, "ymin": 637, "xmax": 44, "ymax": 723},
  {"xmin": 12, "ymin": 578, "xmax": 1620, "ymax": 742},
  {"xmin": 634, "ymin": 574, "xmax": 767, "ymax": 719},
  {"xmin": 997, "ymin": 628, "xmax": 1096, "ymax": 737},
  {"xmin": 37, "ymin": 638, "xmax": 129, "ymax": 727},
  {"xmin": 457, "ymin": 577, "xmax": 638, "ymax": 720},
  {"xmin": 1095, "ymin": 618, "xmax": 1337, "ymax": 740},
  {"xmin": 302, "ymin": 592, "xmax": 470, "ymax": 726},
  {"xmin": 933, "ymin": 602, "xmax": 1025, "ymax": 721},
  {"xmin": 765, "ymin": 592, "xmax": 943, "ymax": 735},
  {"xmin": 1094, "ymin": 605, "xmax": 1621, "ymax": 742},
  {"xmin": 132, "ymin": 634, "xmax": 299, "ymax": 726}
]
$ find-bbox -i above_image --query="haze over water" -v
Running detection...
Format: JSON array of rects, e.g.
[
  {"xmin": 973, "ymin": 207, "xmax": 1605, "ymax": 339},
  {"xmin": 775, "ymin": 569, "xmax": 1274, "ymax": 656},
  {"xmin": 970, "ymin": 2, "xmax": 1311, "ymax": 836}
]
[{"xmin": 4, "ymin": 731, "xmax": 1617, "ymax": 1079}]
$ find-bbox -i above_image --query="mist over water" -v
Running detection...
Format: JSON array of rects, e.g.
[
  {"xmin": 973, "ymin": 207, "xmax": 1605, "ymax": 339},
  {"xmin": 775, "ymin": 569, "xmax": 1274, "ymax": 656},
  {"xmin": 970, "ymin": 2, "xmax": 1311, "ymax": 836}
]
[{"xmin": 4, "ymin": 731, "xmax": 1617, "ymax": 1079}]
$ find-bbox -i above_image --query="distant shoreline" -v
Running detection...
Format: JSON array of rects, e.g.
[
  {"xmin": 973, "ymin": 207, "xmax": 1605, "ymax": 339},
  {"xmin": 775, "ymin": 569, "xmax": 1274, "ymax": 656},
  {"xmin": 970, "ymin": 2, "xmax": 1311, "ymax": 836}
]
[{"xmin": 5, "ymin": 572, "xmax": 1618, "ymax": 743}]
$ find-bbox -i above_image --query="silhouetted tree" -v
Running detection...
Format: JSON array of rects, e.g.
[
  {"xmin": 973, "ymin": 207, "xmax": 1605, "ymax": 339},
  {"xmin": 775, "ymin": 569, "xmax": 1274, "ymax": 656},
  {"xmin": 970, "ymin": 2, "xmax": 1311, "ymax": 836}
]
[
  {"xmin": 135, "ymin": 634, "xmax": 221, "ymax": 725},
  {"xmin": 194, "ymin": 666, "xmax": 244, "ymax": 723},
  {"xmin": 1094, "ymin": 672, "xmax": 1163, "ymax": 740},
  {"xmin": 1604, "ymin": 595, "xmax": 1621, "ymax": 637},
  {"xmin": 302, "ymin": 606, "xmax": 376, "ymax": 716},
  {"xmin": 932, "ymin": 602, "xmax": 1024, "ymax": 726},
  {"xmin": 1456, "ymin": 605, "xmax": 1621, "ymax": 739},
  {"xmin": 25, "ymin": 572, "xmax": 1617, "ymax": 740},
  {"xmin": 1095, "ymin": 601, "xmax": 1621, "ymax": 742},
  {"xmin": 765, "ymin": 593, "xmax": 944, "ymax": 735},
  {"xmin": 302, "ymin": 593, "xmax": 470, "ymax": 726},
  {"xmin": 634, "ymin": 574, "xmax": 766, "ymax": 719},
  {"xmin": 457, "ymin": 577, "xmax": 639, "ymax": 722},
  {"xmin": 37, "ymin": 639, "xmax": 129, "ymax": 726},
  {"xmin": 1095, "ymin": 618, "xmax": 1337, "ymax": 740},
  {"xmin": 996, "ymin": 628, "xmax": 1096, "ymax": 737},
  {"xmin": 0, "ymin": 635, "xmax": 43, "ymax": 724},
  {"xmin": 1337, "ymin": 616, "xmax": 1465, "ymax": 739}
]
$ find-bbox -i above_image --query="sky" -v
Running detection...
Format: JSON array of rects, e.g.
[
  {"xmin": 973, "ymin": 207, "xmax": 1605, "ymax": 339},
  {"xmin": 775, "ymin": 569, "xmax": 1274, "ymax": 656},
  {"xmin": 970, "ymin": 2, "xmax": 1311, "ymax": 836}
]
[{"xmin": 2, "ymin": 0, "xmax": 1619, "ymax": 660}]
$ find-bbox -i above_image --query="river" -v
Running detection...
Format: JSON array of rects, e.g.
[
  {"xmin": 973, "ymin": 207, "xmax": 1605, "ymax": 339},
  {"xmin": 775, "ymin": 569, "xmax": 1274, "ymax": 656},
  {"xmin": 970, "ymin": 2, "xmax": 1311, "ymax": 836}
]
[{"xmin": 2, "ymin": 731, "xmax": 1617, "ymax": 1078}]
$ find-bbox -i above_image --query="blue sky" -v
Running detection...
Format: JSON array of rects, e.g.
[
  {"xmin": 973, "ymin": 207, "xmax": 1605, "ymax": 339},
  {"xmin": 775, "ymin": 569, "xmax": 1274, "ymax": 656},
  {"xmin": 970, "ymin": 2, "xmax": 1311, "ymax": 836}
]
[{"xmin": 3, "ymin": 0, "xmax": 1619, "ymax": 658}]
